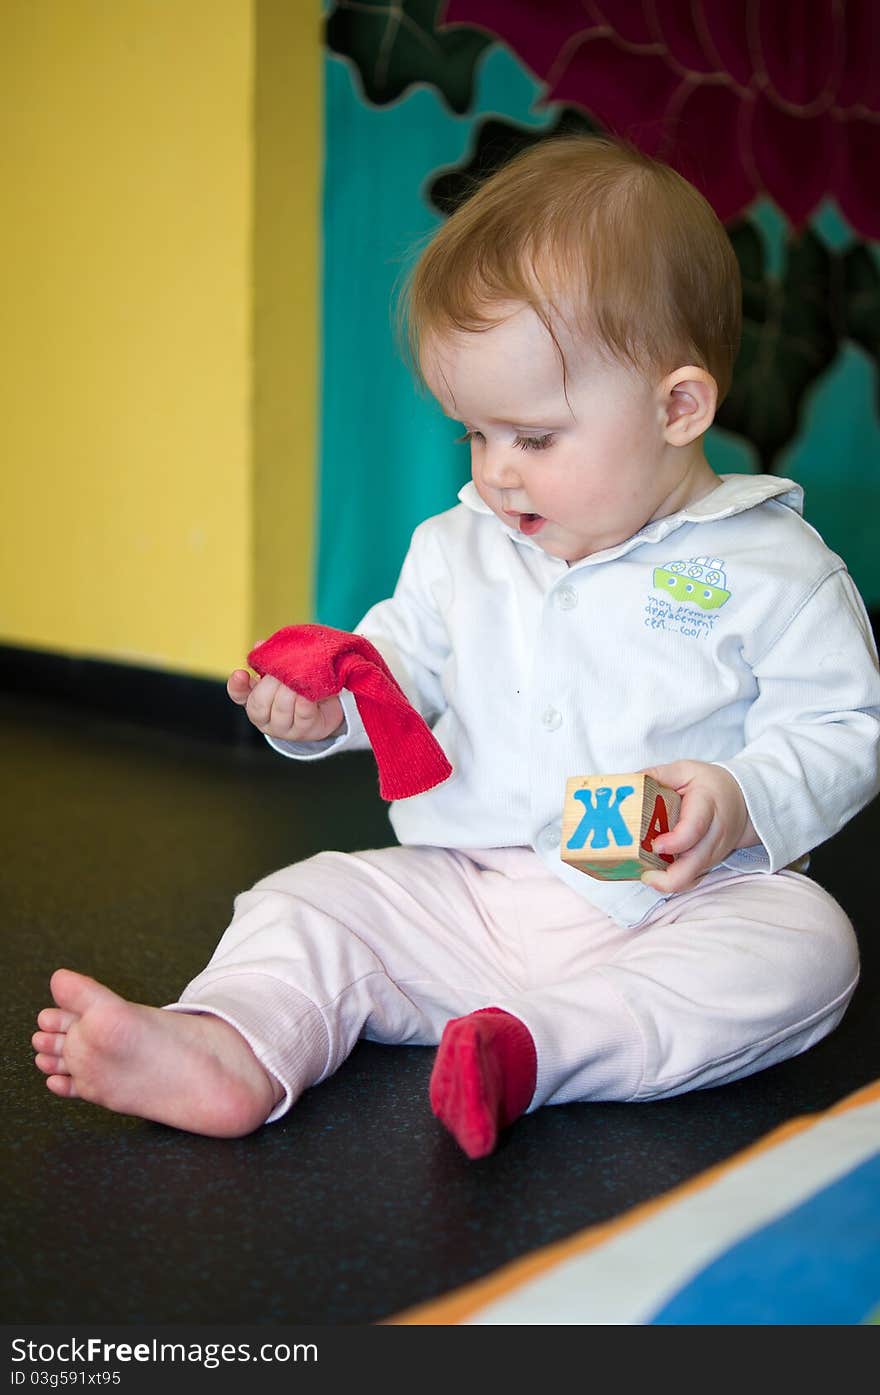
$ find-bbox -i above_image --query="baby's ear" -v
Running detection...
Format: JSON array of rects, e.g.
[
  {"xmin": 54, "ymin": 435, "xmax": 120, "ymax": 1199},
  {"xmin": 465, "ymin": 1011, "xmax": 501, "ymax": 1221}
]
[{"xmin": 661, "ymin": 367, "xmax": 717, "ymax": 444}]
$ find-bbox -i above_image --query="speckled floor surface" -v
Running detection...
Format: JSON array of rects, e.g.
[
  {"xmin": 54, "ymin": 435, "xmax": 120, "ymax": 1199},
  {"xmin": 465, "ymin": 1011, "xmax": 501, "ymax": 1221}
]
[{"xmin": 4, "ymin": 691, "xmax": 878, "ymax": 1325}]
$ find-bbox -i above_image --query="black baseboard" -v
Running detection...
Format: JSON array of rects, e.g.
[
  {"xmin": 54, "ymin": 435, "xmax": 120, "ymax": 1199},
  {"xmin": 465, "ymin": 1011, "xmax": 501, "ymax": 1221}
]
[{"xmin": 0, "ymin": 643, "xmax": 260, "ymax": 745}]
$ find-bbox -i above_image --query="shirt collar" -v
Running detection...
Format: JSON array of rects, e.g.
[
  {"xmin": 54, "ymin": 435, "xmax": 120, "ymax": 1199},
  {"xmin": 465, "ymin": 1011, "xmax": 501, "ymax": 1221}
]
[{"xmin": 456, "ymin": 475, "xmax": 804, "ymax": 565}]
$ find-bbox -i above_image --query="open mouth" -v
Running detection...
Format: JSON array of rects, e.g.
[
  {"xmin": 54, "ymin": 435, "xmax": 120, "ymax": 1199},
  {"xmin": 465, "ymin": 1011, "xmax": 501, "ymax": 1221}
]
[{"xmin": 502, "ymin": 507, "xmax": 547, "ymax": 536}]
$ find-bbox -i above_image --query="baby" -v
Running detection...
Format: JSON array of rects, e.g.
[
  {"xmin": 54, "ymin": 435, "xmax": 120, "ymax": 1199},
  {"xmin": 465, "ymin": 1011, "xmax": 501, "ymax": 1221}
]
[{"xmin": 33, "ymin": 135, "xmax": 880, "ymax": 1158}]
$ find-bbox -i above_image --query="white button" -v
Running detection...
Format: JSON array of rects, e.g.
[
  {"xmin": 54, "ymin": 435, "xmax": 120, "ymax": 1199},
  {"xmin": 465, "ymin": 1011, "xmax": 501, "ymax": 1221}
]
[
  {"xmin": 541, "ymin": 706, "xmax": 562, "ymax": 731},
  {"xmin": 540, "ymin": 825, "xmax": 560, "ymax": 851},
  {"xmin": 556, "ymin": 585, "xmax": 578, "ymax": 610}
]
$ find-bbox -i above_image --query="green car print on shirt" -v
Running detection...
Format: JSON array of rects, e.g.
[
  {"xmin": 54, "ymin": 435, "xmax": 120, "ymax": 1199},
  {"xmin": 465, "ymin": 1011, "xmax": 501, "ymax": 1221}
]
[{"xmin": 653, "ymin": 557, "xmax": 731, "ymax": 612}]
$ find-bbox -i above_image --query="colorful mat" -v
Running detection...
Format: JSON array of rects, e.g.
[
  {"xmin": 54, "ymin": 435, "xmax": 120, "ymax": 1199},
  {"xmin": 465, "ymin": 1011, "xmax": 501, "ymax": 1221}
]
[{"xmin": 389, "ymin": 1079, "xmax": 880, "ymax": 1325}]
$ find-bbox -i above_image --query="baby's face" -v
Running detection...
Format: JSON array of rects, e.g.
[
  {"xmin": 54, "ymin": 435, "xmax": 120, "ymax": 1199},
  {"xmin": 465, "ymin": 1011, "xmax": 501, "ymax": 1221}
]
[{"xmin": 421, "ymin": 304, "xmax": 708, "ymax": 563}]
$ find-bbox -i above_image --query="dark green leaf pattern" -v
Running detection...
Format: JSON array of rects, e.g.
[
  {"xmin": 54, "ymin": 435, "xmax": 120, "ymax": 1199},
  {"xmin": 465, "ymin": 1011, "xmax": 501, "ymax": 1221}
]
[
  {"xmin": 840, "ymin": 245, "xmax": 880, "ymax": 412},
  {"xmin": 427, "ymin": 109, "xmax": 598, "ymax": 216},
  {"xmin": 325, "ymin": 0, "xmax": 491, "ymax": 113},
  {"xmin": 719, "ymin": 226, "xmax": 838, "ymax": 469}
]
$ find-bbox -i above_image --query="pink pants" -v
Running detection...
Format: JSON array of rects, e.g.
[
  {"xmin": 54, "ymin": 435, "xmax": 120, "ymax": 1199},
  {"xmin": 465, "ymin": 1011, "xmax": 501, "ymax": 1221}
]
[{"xmin": 166, "ymin": 846, "xmax": 859, "ymax": 1123}]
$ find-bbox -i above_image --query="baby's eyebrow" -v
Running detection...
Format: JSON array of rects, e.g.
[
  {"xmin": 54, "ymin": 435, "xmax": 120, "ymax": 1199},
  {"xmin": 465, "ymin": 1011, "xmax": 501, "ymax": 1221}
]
[
  {"xmin": 488, "ymin": 416, "xmax": 559, "ymax": 429},
  {"xmin": 443, "ymin": 412, "xmax": 560, "ymax": 430}
]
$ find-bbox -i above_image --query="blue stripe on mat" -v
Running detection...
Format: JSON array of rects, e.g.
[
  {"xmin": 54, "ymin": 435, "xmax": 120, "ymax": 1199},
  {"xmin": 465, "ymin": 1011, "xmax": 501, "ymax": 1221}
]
[{"xmin": 649, "ymin": 1153, "xmax": 880, "ymax": 1325}]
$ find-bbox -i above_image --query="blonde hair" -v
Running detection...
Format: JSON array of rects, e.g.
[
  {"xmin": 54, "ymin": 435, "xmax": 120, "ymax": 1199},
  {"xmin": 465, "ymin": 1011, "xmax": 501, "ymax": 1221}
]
[{"xmin": 394, "ymin": 134, "xmax": 742, "ymax": 404}]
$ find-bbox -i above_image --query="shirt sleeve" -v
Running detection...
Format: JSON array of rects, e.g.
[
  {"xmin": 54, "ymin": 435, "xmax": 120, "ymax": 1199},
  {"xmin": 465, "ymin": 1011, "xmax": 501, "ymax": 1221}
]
[
  {"xmin": 265, "ymin": 519, "xmax": 452, "ymax": 765},
  {"xmin": 352, "ymin": 517, "xmax": 452, "ymax": 722},
  {"xmin": 715, "ymin": 567, "xmax": 880, "ymax": 872}
]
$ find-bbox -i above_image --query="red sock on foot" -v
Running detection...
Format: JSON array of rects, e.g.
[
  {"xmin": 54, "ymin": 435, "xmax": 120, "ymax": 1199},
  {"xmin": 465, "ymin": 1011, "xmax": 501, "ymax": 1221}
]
[{"xmin": 429, "ymin": 1007, "xmax": 537, "ymax": 1159}]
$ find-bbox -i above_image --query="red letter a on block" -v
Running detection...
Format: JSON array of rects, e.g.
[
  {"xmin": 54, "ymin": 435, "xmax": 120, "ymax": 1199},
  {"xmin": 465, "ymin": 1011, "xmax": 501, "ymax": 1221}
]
[{"xmin": 642, "ymin": 796, "xmax": 673, "ymax": 863}]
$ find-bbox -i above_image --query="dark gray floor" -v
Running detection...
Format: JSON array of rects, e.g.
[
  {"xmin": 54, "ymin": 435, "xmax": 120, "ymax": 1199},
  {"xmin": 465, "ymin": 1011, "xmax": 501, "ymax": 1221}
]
[{"xmin": 4, "ymin": 692, "xmax": 878, "ymax": 1325}]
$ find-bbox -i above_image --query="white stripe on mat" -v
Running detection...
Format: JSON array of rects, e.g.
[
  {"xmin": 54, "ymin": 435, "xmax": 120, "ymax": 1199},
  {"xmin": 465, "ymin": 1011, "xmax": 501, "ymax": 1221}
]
[{"xmin": 466, "ymin": 1098, "xmax": 880, "ymax": 1325}]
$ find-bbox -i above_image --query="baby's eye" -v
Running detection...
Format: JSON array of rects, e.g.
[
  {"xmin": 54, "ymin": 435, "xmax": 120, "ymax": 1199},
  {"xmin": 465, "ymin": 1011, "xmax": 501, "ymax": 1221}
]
[
  {"xmin": 453, "ymin": 430, "xmax": 555, "ymax": 452},
  {"xmin": 514, "ymin": 435, "xmax": 555, "ymax": 452}
]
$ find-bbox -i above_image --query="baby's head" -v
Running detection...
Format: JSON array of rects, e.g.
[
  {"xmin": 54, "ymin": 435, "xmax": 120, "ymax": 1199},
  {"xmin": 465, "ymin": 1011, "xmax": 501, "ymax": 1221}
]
[
  {"xmin": 398, "ymin": 133, "xmax": 741, "ymax": 410},
  {"xmin": 395, "ymin": 135, "xmax": 742, "ymax": 561}
]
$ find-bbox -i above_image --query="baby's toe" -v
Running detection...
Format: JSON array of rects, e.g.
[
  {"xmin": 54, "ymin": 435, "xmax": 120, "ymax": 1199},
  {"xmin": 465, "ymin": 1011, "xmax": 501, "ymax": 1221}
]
[
  {"xmin": 32, "ymin": 1030, "xmax": 66, "ymax": 1055},
  {"xmin": 45, "ymin": 1074, "xmax": 79, "ymax": 1098},
  {"xmin": 34, "ymin": 1051, "xmax": 68, "ymax": 1076},
  {"xmin": 37, "ymin": 1007, "xmax": 76, "ymax": 1034}
]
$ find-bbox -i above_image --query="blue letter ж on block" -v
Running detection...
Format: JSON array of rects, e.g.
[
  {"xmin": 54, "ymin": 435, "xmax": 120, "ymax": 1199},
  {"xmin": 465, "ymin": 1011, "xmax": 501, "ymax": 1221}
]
[{"xmin": 566, "ymin": 785, "xmax": 635, "ymax": 850}]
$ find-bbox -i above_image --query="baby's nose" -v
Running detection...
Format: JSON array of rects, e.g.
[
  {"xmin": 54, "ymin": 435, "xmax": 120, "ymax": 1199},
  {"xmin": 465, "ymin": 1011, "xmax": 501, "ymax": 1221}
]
[{"xmin": 480, "ymin": 448, "xmax": 523, "ymax": 489}]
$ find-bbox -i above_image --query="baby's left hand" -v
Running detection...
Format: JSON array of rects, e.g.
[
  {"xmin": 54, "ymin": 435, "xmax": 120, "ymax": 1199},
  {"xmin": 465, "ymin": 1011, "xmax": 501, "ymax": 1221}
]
[{"xmin": 639, "ymin": 761, "xmax": 758, "ymax": 895}]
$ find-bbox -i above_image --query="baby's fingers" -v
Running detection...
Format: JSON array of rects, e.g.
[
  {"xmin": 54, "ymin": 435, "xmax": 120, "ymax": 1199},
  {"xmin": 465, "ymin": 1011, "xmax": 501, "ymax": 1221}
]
[
  {"xmin": 651, "ymin": 791, "xmax": 713, "ymax": 861},
  {"xmin": 290, "ymin": 695, "xmax": 321, "ymax": 731},
  {"xmin": 266, "ymin": 685, "xmax": 324, "ymax": 739},
  {"xmin": 244, "ymin": 674, "xmax": 285, "ymax": 729},
  {"xmin": 264, "ymin": 680, "xmax": 300, "ymax": 736},
  {"xmin": 227, "ymin": 669, "xmax": 257, "ymax": 705},
  {"xmin": 641, "ymin": 841, "xmax": 712, "ymax": 895}
]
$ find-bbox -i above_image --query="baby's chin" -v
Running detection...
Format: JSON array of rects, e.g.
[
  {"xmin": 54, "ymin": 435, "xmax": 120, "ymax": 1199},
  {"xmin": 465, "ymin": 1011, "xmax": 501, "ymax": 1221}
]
[
  {"xmin": 528, "ymin": 525, "xmax": 588, "ymax": 564},
  {"xmin": 541, "ymin": 517, "xmax": 637, "ymax": 562}
]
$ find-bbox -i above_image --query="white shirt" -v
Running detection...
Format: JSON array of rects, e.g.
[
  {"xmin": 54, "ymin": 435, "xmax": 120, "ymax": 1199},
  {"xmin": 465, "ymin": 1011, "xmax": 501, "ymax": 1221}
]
[{"xmin": 271, "ymin": 474, "xmax": 880, "ymax": 927}]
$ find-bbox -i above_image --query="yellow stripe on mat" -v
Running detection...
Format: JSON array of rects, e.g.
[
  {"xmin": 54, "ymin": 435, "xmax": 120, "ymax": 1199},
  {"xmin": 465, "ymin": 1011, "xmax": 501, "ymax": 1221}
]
[{"xmin": 386, "ymin": 1078, "xmax": 880, "ymax": 1325}]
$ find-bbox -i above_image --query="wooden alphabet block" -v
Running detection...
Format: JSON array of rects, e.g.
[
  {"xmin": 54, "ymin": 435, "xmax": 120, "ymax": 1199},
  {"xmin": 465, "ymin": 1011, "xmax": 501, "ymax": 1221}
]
[{"xmin": 560, "ymin": 773, "xmax": 681, "ymax": 881}]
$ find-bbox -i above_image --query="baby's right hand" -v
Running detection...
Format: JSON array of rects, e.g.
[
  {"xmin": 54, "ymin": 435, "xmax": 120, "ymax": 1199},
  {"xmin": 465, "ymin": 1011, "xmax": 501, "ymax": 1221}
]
[{"xmin": 227, "ymin": 670, "xmax": 345, "ymax": 742}]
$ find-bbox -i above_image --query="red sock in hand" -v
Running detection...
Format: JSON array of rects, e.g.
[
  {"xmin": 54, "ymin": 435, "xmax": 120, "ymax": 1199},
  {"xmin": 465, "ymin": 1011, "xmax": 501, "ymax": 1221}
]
[
  {"xmin": 247, "ymin": 624, "xmax": 452, "ymax": 801},
  {"xmin": 429, "ymin": 1007, "xmax": 537, "ymax": 1159}
]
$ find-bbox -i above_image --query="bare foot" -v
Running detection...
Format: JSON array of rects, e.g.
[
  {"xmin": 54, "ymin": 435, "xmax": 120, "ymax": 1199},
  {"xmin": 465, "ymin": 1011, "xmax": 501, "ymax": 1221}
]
[{"xmin": 32, "ymin": 969, "xmax": 284, "ymax": 1137}]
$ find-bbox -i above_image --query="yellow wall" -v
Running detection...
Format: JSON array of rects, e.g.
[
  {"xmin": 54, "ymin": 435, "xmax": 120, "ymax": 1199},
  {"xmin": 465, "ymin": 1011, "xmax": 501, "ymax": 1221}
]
[
  {"xmin": 252, "ymin": 0, "xmax": 320, "ymax": 648},
  {"xmin": 0, "ymin": 0, "xmax": 320, "ymax": 678}
]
